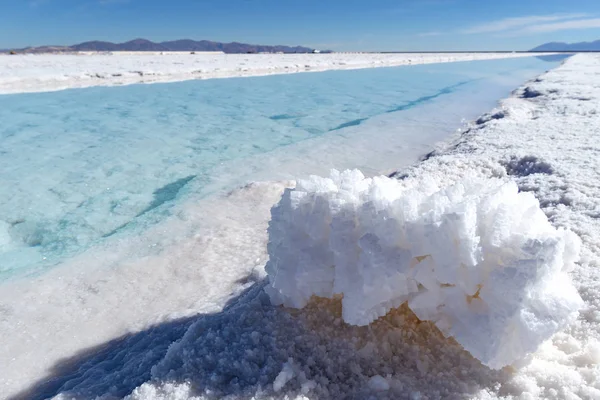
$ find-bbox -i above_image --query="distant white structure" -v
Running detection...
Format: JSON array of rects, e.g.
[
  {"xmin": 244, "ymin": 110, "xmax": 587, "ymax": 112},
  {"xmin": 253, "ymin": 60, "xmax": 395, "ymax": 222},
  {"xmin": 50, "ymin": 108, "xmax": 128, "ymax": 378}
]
[{"xmin": 312, "ymin": 49, "xmax": 321, "ymax": 54}]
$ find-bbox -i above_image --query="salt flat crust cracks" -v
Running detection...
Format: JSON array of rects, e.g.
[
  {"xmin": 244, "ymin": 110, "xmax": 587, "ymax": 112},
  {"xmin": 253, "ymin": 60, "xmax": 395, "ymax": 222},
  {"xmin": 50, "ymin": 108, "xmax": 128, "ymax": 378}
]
[{"xmin": 265, "ymin": 169, "xmax": 583, "ymax": 369}]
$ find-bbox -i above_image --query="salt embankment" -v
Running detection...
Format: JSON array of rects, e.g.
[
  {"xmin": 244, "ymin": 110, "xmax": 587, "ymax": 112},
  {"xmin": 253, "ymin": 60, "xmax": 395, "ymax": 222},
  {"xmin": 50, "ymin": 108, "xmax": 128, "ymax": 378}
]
[{"xmin": 0, "ymin": 52, "xmax": 555, "ymax": 95}]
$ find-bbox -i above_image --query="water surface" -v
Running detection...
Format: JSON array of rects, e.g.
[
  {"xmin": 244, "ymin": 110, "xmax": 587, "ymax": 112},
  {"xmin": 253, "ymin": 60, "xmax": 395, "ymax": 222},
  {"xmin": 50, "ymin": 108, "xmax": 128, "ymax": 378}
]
[{"xmin": 0, "ymin": 56, "xmax": 561, "ymax": 278}]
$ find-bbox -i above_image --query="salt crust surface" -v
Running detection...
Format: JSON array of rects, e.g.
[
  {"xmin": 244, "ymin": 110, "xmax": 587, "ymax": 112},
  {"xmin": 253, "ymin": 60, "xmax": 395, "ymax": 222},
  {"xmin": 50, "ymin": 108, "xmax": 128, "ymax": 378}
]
[
  {"xmin": 265, "ymin": 169, "xmax": 583, "ymax": 369},
  {"xmin": 4, "ymin": 54, "xmax": 599, "ymax": 400},
  {"xmin": 0, "ymin": 52, "xmax": 554, "ymax": 95}
]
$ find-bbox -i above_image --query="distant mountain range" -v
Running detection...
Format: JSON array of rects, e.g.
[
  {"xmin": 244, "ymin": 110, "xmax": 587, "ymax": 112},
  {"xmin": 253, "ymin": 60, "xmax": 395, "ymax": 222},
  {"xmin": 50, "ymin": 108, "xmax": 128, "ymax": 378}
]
[
  {"xmin": 531, "ymin": 40, "xmax": 600, "ymax": 52},
  {"xmin": 3, "ymin": 38, "xmax": 321, "ymax": 54},
  {"xmin": 6, "ymin": 37, "xmax": 600, "ymax": 54}
]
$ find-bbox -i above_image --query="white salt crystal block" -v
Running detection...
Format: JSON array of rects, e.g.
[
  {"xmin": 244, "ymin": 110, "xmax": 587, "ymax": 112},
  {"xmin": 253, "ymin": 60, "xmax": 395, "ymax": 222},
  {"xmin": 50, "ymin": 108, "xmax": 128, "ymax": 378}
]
[{"xmin": 265, "ymin": 169, "xmax": 583, "ymax": 369}]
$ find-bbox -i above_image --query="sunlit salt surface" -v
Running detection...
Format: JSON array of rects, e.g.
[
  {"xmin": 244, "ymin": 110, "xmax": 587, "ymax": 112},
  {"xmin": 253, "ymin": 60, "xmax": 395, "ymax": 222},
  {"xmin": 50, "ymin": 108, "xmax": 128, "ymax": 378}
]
[{"xmin": 0, "ymin": 57, "xmax": 559, "ymax": 279}]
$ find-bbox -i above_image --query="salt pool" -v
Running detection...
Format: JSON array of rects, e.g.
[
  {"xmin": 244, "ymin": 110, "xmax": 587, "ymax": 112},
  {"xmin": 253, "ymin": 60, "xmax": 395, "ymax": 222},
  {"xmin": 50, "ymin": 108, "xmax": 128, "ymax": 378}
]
[{"xmin": 0, "ymin": 56, "xmax": 561, "ymax": 279}]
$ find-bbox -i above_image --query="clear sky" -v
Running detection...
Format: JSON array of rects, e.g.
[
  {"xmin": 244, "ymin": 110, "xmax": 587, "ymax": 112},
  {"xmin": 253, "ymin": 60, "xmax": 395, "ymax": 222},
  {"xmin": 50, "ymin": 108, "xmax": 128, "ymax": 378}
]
[{"xmin": 2, "ymin": 0, "xmax": 600, "ymax": 51}]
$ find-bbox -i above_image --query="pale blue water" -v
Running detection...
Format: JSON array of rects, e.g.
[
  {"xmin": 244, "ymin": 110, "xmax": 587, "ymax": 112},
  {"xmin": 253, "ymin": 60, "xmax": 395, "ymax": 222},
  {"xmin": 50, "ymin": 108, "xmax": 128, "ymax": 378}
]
[{"xmin": 0, "ymin": 57, "xmax": 561, "ymax": 278}]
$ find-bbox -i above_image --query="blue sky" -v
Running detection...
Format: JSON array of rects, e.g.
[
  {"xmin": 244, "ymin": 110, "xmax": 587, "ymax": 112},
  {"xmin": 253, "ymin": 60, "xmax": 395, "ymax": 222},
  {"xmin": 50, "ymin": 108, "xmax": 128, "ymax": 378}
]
[{"xmin": 2, "ymin": 0, "xmax": 600, "ymax": 50}]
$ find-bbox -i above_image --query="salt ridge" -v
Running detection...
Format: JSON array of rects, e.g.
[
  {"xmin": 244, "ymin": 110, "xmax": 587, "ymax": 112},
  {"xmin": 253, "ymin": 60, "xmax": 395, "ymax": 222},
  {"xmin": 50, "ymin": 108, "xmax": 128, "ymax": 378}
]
[{"xmin": 0, "ymin": 52, "xmax": 555, "ymax": 95}]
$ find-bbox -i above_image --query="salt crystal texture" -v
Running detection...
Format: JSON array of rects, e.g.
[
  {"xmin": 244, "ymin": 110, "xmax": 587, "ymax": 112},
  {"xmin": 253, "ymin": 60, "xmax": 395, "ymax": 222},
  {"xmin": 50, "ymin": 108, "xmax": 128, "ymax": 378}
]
[{"xmin": 265, "ymin": 169, "xmax": 583, "ymax": 369}]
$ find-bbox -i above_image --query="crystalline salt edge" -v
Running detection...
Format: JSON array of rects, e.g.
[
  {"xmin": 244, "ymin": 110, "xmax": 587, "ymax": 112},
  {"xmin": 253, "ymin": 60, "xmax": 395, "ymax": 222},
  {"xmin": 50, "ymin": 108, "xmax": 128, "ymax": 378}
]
[{"xmin": 264, "ymin": 169, "xmax": 584, "ymax": 369}]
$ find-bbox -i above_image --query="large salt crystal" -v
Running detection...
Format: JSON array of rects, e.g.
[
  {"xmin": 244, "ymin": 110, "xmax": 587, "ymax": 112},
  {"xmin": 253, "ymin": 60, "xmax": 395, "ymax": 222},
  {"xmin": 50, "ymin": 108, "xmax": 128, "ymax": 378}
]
[{"xmin": 265, "ymin": 170, "xmax": 583, "ymax": 369}]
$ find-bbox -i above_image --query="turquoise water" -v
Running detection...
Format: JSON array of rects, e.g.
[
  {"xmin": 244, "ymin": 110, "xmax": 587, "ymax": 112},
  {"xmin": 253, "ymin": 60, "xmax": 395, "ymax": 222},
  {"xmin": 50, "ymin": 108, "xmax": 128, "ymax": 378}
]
[{"xmin": 0, "ymin": 57, "xmax": 560, "ymax": 278}]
